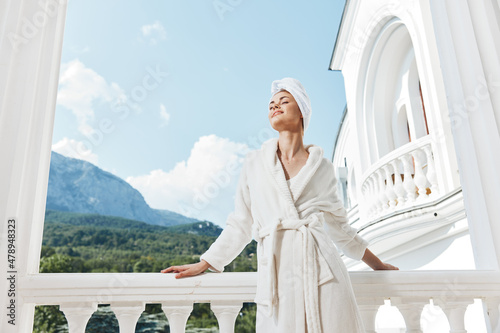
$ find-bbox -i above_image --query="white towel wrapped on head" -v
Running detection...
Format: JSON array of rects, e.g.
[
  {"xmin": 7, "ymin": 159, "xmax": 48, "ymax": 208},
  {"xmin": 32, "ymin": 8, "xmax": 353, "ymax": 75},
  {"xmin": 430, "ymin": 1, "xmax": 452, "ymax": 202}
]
[{"xmin": 270, "ymin": 77, "xmax": 312, "ymax": 131}]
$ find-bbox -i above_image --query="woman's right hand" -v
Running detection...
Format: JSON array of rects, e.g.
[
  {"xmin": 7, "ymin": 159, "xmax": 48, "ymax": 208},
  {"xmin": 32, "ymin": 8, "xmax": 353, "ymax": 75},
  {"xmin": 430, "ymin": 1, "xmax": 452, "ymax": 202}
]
[{"xmin": 161, "ymin": 260, "xmax": 211, "ymax": 279}]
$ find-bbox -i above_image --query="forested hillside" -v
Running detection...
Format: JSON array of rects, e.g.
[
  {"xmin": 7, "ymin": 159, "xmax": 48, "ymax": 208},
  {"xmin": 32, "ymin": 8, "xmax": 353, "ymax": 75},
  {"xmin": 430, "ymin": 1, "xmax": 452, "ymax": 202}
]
[{"xmin": 35, "ymin": 210, "xmax": 257, "ymax": 332}]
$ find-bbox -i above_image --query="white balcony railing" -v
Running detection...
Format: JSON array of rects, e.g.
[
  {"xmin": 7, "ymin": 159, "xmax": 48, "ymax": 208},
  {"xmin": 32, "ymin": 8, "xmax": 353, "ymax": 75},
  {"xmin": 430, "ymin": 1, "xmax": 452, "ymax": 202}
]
[
  {"xmin": 361, "ymin": 136, "xmax": 441, "ymax": 220},
  {"xmin": 22, "ymin": 270, "xmax": 500, "ymax": 333}
]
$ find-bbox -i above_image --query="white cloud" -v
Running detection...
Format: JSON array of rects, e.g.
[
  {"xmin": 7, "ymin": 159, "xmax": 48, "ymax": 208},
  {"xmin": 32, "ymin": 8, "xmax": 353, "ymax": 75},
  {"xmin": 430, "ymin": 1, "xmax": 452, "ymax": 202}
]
[
  {"xmin": 57, "ymin": 59, "xmax": 129, "ymax": 136},
  {"xmin": 52, "ymin": 137, "xmax": 99, "ymax": 165},
  {"xmin": 126, "ymin": 135, "xmax": 252, "ymax": 227},
  {"xmin": 159, "ymin": 103, "xmax": 170, "ymax": 127},
  {"xmin": 70, "ymin": 45, "xmax": 90, "ymax": 54},
  {"xmin": 141, "ymin": 20, "xmax": 167, "ymax": 45}
]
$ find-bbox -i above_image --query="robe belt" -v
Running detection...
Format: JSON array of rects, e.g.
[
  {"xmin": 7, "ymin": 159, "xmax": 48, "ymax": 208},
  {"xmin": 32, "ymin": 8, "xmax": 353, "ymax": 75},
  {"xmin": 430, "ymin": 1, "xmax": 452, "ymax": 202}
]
[{"xmin": 254, "ymin": 213, "xmax": 331, "ymax": 333}]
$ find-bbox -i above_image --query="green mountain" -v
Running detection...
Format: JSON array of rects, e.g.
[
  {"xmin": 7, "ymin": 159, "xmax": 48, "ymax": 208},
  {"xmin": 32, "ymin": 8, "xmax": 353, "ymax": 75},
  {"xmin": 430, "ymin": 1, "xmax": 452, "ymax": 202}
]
[{"xmin": 46, "ymin": 152, "xmax": 203, "ymax": 226}]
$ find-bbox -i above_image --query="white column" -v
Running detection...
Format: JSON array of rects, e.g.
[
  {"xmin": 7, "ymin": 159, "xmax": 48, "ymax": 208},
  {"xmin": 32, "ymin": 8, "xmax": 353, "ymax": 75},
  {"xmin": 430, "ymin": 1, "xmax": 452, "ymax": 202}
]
[
  {"xmin": 210, "ymin": 300, "xmax": 243, "ymax": 333},
  {"xmin": 110, "ymin": 302, "xmax": 145, "ymax": 333},
  {"xmin": 162, "ymin": 301, "xmax": 193, "ymax": 333},
  {"xmin": 0, "ymin": 0, "xmax": 68, "ymax": 330},
  {"xmin": 465, "ymin": 0, "xmax": 500, "ymax": 130},
  {"xmin": 60, "ymin": 302, "xmax": 98, "ymax": 333},
  {"xmin": 429, "ymin": 0, "xmax": 500, "ymax": 270}
]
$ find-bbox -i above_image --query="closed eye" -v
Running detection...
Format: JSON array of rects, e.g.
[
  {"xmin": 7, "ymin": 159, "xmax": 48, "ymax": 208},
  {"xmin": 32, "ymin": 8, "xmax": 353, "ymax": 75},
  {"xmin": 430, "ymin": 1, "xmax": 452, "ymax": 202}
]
[{"xmin": 269, "ymin": 100, "xmax": 288, "ymax": 111}]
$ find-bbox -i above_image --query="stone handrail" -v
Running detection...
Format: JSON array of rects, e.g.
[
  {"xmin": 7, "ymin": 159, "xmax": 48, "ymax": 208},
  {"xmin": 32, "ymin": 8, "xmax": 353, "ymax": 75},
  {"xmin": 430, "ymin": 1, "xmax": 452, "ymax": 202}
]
[
  {"xmin": 21, "ymin": 270, "xmax": 500, "ymax": 333},
  {"xmin": 360, "ymin": 135, "xmax": 440, "ymax": 219}
]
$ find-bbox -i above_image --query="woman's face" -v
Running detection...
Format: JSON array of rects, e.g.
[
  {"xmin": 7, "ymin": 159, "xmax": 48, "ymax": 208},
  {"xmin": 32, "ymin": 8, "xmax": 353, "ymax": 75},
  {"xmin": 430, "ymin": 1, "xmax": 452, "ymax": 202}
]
[{"xmin": 268, "ymin": 90, "xmax": 303, "ymax": 132}]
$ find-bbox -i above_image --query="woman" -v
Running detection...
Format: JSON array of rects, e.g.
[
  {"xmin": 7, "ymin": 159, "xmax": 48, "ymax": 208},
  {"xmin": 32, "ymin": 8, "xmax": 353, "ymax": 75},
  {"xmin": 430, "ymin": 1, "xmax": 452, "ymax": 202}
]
[{"xmin": 162, "ymin": 77, "xmax": 398, "ymax": 332}]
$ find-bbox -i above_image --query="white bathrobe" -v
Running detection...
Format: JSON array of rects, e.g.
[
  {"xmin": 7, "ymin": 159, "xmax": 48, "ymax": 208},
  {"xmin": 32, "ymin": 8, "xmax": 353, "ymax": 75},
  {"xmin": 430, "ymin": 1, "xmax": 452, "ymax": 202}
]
[{"xmin": 200, "ymin": 137, "xmax": 369, "ymax": 333}]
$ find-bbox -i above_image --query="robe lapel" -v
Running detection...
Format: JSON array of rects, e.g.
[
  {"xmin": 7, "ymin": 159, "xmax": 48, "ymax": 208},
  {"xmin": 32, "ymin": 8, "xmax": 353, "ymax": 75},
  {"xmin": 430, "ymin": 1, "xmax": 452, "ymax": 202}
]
[{"xmin": 260, "ymin": 137, "xmax": 324, "ymax": 213}]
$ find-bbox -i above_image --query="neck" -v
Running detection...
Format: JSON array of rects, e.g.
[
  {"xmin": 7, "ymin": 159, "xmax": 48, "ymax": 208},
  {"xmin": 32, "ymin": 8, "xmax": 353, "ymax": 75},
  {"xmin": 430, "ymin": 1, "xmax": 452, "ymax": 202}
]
[{"xmin": 277, "ymin": 132, "xmax": 308, "ymax": 162}]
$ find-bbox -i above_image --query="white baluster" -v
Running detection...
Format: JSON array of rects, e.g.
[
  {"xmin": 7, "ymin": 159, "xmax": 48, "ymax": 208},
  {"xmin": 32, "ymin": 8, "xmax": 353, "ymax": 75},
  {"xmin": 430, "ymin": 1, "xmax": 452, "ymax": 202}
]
[
  {"xmin": 434, "ymin": 299, "xmax": 473, "ymax": 333},
  {"xmin": 362, "ymin": 182, "xmax": 369, "ymax": 214},
  {"xmin": 422, "ymin": 145, "xmax": 439, "ymax": 197},
  {"xmin": 391, "ymin": 159, "xmax": 406, "ymax": 207},
  {"xmin": 411, "ymin": 149, "xmax": 429, "ymax": 200},
  {"xmin": 383, "ymin": 164, "xmax": 398, "ymax": 208},
  {"xmin": 368, "ymin": 177, "xmax": 376, "ymax": 216},
  {"xmin": 366, "ymin": 180, "xmax": 374, "ymax": 214},
  {"xmin": 401, "ymin": 153, "xmax": 417, "ymax": 202},
  {"xmin": 486, "ymin": 297, "xmax": 500, "ymax": 333},
  {"xmin": 378, "ymin": 172, "xmax": 388, "ymax": 214},
  {"xmin": 162, "ymin": 301, "xmax": 194, "ymax": 333},
  {"xmin": 369, "ymin": 174, "xmax": 379, "ymax": 216},
  {"xmin": 110, "ymin": 302, "xmax": 145, "ymax": 333},
  {"xmin": 391, "ymin": 297, "xmax": 427, "ymax": 333},
  {"xmin": 60, "ymin": 302, "xmax": 98, "ymax": 333},
  {"xmin": 371, "ymin": 176, "xmax": 379, "ymax": 215},
  {"xmin": 357, "ymin": 298, "xmax": 384, "ymax": 333},
  {"xmin": 210, "ymin": 300, "xmax": 243, "ymax": 333},
  {"xmin": 376, "ymin": 170, "xmax": 389, "ymax": 212},
  {"xmin": 363, "ymin": 177, "xmax": 373, "ymax": 217}
]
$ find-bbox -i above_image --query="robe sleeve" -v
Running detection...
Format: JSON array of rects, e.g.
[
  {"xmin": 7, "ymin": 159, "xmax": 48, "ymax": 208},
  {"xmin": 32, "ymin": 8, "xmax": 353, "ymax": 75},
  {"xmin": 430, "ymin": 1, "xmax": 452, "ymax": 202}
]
[
  {"xmin": 321, "ymin": 161, "xmax": 369, "ymax": 261},
  {"xmin": 199, "ymin": 154, "xmax": 254, "ymax": 272}
]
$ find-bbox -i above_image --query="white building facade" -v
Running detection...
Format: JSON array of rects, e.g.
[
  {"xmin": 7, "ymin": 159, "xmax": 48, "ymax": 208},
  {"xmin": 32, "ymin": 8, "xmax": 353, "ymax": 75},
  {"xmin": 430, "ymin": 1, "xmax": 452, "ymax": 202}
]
[
  {"xmin": 330, "ymin": 0, "xmax": 500, "ymax": 331},
  {"xmin": 0, "ymin": 0, "xmax": 499, "ymax": 332}
]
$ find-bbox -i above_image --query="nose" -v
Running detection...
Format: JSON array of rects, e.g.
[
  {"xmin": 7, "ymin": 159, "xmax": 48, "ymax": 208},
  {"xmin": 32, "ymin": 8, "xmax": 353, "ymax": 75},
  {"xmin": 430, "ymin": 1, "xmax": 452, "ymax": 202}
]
[{"xmin": 270, "ymin": 104, "xmax": 281, "ymax": 112}]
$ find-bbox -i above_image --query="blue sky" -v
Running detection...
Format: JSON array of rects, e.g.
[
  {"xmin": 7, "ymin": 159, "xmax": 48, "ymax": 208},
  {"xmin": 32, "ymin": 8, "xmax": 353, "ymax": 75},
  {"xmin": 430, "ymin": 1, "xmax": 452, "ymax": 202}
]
[{"xmin": 51, "ymin": 0, "xmax": 348, "ymax": 226}]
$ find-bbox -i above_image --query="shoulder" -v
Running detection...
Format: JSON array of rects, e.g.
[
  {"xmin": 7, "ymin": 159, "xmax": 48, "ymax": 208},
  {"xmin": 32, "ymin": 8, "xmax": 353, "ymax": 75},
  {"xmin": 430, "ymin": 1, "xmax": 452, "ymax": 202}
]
[
  {"xmin": 240, "ymin": 149, "xmax": 259, "ymax": 174},
  {"xmin": 306, "ymin": 143, "xmax": 334, "ymax": 175},
  {"xmin": 317, "ymin": 157, "xmax": 338, "ymax": 184},
  {"xmin": 245, "ymin": 149, "xmax": 259, "ymax": 160},
  {"xmin": 320, "ymin": 156, "xmax": 333, "ymax": 167},
  {"xmin": 242, "ymin": 149, "xmax": 259, "ymax": 165},
  {"xmin": 319, "ymin": 157, "xmax": 335, "ymax": 174}
]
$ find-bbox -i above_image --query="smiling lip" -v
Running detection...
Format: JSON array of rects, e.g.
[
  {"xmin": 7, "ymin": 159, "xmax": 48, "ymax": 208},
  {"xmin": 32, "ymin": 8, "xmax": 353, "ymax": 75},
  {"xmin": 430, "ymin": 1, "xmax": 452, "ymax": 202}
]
[{"xmin": 272, "ymin": 111, "xmax": 283, "ymax": 118}]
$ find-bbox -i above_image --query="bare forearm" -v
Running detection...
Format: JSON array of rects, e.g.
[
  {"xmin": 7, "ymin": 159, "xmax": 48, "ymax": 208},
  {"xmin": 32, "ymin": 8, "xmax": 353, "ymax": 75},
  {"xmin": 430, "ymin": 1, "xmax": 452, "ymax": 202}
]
[
  {"xmin": 362, "ymin": 248, "xmax": 399, "ymax": 270},
  {"xmin": 362, "ymin": 248, "xmax": 384, "ymax": 269}
]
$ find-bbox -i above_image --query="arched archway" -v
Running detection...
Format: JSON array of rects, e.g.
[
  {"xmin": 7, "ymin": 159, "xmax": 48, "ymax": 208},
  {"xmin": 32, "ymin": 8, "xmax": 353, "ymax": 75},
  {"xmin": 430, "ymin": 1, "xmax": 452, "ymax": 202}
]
[
  {"xmin": 359, "ymin": 18, "xmax": 428, "ymax": 164},
  {"xmin": 393, "ymin": 104, "xmax": 411, "ymax": 149}
]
